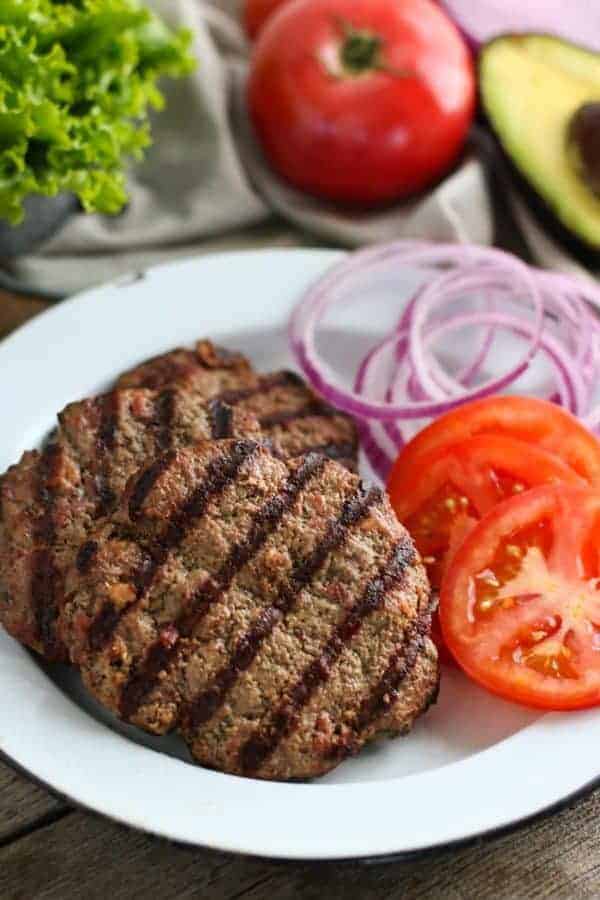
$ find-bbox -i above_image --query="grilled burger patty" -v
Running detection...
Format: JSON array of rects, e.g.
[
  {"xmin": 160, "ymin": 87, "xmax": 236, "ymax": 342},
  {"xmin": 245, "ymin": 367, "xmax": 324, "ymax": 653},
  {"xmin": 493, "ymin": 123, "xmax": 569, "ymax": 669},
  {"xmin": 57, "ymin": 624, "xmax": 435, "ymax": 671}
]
[
  {"xmin": 60, "ymin": 442, "xmax": 438, "ymax": 780},
  {"xmin": 0, "ymin": 390, "xmax": 258, "ymax": 660},
  {"xmin": 117, "ymin": 339, "xmax": 255, "ymax": 394},
  {"xmin": 117, "ymin": 340, "xmax": 359, "ymax": 470}
]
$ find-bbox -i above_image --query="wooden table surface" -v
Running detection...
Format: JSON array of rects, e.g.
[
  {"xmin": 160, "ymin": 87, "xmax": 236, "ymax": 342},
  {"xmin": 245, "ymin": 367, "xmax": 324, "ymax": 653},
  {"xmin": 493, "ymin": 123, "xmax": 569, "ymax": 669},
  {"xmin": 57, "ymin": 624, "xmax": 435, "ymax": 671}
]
[{"xmin": 1, "ymin": 224, "xmax": 600, "ymax": 900}]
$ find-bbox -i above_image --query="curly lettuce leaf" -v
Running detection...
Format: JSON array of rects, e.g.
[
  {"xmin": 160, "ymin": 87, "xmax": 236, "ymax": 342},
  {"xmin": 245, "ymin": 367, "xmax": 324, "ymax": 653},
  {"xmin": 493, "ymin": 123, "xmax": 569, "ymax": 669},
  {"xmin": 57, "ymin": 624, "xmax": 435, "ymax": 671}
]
[{"xmin": 0, "ymin": 0, "xmax": 195, "ymax": 225}]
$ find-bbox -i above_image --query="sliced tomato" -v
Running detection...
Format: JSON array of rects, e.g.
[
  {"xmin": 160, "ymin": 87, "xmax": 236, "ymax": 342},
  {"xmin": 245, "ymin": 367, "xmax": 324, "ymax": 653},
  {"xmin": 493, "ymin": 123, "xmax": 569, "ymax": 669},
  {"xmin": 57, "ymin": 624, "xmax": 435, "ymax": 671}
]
[
  {"xmin": 390, "ymin": 434, "xmax": 584, "ymax": 585},
  {"xmin": 389, "ymin": 434, "xmax": 583, "ymax": 664},
  {"xmin": 397, "ymin": 396, "xmax": 600, "ymax": 485},
  {"xmin": 440, "ymin": 484, "xmax": 600, "ymax": 709}
]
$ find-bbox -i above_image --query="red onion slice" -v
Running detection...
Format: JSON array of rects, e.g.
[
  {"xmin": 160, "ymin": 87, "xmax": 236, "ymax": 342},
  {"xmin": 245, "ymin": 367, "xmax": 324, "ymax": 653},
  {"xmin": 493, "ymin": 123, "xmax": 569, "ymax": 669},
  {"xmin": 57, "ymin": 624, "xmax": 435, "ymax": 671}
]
[
  {"xmin": 290, "ymin": 243, "xmax": 543, "ymax": 422},
  {"xmin": 290, "ymin": 241, "xmax": 600, "ymax": 479}
]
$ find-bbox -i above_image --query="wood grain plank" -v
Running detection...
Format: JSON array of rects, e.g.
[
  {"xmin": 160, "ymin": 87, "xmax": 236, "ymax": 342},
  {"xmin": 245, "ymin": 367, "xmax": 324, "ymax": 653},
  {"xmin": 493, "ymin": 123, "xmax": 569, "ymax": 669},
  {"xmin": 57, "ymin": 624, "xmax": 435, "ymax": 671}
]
[
  {"xmin": 0, "ymin": 760, "xmax": 68, "ymax": 844},
  {"xmin": 2, "ymin": 789, "xmax": 600, "ymax": 900},
  {"xmin": 0, "ymin": 290, "xmax": 49, "ymax": 340}
]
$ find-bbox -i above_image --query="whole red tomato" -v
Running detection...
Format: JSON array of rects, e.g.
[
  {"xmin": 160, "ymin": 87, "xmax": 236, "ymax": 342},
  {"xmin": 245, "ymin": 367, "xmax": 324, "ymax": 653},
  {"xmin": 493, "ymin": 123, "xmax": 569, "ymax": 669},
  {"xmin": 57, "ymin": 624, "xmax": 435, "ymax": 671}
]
[
  {"xmin": 247, "ymin": 0, "xmax": 475, "ymax": 204},
  {"xmin": 244, "ymin": 0, "xmax": 288, "ymax": 40}
]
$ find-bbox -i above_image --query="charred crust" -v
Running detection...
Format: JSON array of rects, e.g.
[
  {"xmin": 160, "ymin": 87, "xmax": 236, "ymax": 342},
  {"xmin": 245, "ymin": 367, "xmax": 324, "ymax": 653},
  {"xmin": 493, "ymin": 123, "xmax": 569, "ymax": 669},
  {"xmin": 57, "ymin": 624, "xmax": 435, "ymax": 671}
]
[
  {"xmin": 207, "ymin": 400, "xmax": 234, "ymax": 439},
  {"xmin": 195, "ymin": 340, "xmax": 249, "ymax": 371}
]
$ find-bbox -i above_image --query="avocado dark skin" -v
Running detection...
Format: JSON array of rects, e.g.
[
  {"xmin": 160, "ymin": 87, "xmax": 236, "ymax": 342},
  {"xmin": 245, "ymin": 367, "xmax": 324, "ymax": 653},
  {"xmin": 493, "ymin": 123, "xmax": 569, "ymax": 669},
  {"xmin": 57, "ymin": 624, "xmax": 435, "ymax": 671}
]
[
  {"xmin": 475, "ymin": 116, "xmax": 599, "ymax": 266},
  {"xmin": 479, "ymin": 34, "xmax": 600, "ymax": 263},
  {"xmin": 489, "ymin": 136, "xmax": 600, "ymax": 267}
]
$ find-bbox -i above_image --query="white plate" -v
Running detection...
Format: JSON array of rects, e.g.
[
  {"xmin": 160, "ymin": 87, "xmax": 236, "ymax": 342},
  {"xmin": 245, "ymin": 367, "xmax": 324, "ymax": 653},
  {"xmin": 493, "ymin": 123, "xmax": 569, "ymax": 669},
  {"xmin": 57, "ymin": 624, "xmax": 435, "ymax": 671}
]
[{"xmin": 1, "ymin": 249, "xmax": 599, "ymax": 861}]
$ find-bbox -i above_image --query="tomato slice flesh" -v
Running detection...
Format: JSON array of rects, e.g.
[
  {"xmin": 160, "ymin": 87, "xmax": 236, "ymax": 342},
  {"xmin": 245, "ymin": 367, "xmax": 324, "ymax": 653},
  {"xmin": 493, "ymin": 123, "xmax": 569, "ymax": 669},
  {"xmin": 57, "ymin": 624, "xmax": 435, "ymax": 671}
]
[
  {"xmin": 388, "ymin": 434, "xmax": 583, "ymax": 663},
  {"xmin": 391, "ymin": 434, "xmax": 583, "ymax": 586},
  {"xmin": 440, "ymin": 484, "xmax": 600, "ymax": 709},
  {"xmin": 396, "ymin": 396, "xmax": 600, "ymax": 485}
]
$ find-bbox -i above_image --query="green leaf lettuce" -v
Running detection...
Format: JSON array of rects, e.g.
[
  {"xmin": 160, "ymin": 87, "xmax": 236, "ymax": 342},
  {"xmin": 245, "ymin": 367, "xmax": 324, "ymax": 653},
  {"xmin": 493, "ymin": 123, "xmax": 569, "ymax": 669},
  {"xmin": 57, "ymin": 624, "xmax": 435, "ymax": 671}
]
[{"xmin": 0, "ymin": 0, "xmax": 195, "ymax": 224}]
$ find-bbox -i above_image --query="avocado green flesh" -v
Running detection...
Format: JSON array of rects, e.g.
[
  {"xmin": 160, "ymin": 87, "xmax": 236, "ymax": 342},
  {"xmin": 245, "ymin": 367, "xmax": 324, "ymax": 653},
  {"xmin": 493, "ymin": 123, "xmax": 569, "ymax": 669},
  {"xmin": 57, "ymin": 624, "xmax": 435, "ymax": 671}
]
[{"xmin": 480, "ymin": 35, "xmax": 600, "ymax": 250}]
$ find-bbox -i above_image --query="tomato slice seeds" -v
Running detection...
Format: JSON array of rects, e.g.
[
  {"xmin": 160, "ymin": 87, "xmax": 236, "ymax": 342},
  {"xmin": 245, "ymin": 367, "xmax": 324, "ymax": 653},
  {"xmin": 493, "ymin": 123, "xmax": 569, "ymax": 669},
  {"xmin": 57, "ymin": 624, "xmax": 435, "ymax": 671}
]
[
  {"xmin": 440, "ymin": 484, "xmax": 600, "ymax": 709},
  {"xmin": 388, "ymin": 432, "xmax": 584, "ymax": 662}
]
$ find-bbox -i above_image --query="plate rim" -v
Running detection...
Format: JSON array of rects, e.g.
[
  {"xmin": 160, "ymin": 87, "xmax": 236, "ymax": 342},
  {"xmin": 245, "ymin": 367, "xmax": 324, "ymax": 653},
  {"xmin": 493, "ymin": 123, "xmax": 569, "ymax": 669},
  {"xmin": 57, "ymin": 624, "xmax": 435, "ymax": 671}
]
[
  {"xmin": 1, "ymin": 742, "xmax": 597, "ymax": 864},
  {"xmin": 1, "ymin": 247, "xmax": 599, "ymax": 861}
]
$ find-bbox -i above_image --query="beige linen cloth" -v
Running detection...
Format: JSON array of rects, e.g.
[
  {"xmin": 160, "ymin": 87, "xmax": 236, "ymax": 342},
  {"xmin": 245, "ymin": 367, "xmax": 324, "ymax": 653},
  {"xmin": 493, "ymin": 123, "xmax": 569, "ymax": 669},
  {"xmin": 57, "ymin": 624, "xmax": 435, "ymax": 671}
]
[{"xmin": 1, "ymin": 0, "xmax": 593, "ymax": 297}]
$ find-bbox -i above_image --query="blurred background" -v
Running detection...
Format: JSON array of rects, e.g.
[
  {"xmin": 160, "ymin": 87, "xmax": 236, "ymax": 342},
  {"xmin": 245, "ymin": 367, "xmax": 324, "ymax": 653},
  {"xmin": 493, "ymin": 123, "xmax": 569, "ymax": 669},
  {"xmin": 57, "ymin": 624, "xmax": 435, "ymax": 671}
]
[{"xmin": 1, "ymin": 0, "xmax": 599, "ymax": 302}]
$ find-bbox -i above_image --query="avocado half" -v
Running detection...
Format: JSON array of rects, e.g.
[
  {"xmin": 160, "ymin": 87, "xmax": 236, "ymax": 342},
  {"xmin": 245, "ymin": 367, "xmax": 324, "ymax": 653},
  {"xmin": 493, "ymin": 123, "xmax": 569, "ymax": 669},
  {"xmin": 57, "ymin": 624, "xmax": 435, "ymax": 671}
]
[{"xmin": 480, "ymin": 34, "xmax": 600, "ymax": 252}]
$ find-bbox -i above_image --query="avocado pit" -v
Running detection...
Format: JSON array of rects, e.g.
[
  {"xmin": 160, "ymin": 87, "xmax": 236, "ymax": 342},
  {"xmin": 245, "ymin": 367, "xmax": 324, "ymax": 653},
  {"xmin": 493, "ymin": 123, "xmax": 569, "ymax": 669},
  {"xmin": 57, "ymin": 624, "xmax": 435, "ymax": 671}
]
[{"xmin": 568, "ymin": 102, "xmax": 600, "ymax": 197}]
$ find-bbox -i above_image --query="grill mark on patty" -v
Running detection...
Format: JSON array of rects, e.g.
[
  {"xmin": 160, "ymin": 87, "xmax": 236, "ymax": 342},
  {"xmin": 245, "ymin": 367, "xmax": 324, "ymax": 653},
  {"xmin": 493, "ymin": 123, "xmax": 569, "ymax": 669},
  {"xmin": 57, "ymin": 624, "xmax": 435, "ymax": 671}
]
[
  {"xmin": 216, "ymin": 370, "xmax": 357, "ymax": 467},
  {"xmin": 128, "ymin": 451, "xmax": 178, "ymax": 521},
  {"xmin": 238, "ymin": 536, "xmax": 415, "ymax": 775},
  {"xmin": 217, "ymin": 371, "xmax": 302, "ymax": 407},
  {"xmin": 87, "ymin": 441, "xmax": 259, "ymax": 652},
  {"xmin": 31, "ymin": 443, "xmax": 63, "ymax": 657},
  {"xmin": 95, "ymin": 392, "xmax": 120, "ymax": 517},
  {"xmin": 328, "ymin": 593, "xmax": 436, "ymax": 762},
  {"xmin": 118, "ymin": 452, "xmax": 327, "ymax": 721},
  {"xmin": 153, "ymin": 389, "xmax": 177, "ymax": 451},
  {"xmin": 183, "ymin": 484, "xmax": 382, "ymax": 733},
  {"xmin": 258, "ymin": 402, "xmax": 338, "ymax": 430},
  {"xmin": 76, "ymin": 540, "xmax": 98, "ymax": 575},
  {"xmin": 97, "ymin": 393, "xmax": 119, "ymax": 452},
  {"xmin": 297, "ymin": 441, "xmax": 358, "ymax": 463},
  {"xmin": 208, "ymin": 399, "xmax": 234, "ymax": 439}
]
